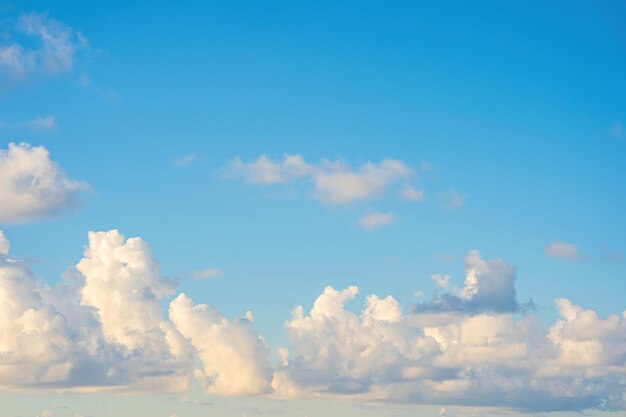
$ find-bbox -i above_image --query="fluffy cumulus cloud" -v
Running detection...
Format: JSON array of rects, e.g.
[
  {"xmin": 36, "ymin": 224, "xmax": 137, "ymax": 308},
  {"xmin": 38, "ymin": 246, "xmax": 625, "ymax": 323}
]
[
  {"xmin": 0, "ymin": 13, "xmax": 88, "ymax": 82},
  {"xmin": 0, "ymin": 142, "xmax": 86, "ymax": 223},
  {"xmin": 273, "ymin": 281, "xmax": 626, "ymax": 411},
  {"xmin": 0, "ymin": 229, "xmax": 272, "ymax": 395},
  {"xmin": 169, "ymin": 294, "xmax": 273, "ymax": 395},
  {"xmin": 225, "ymin": 154, "xmax": 416, "ymax": 205},
  {"xmin": 1, "ymin": 233, "xmax": 625, "ymax": 412},
  {"xmin": 413, "ymin": 250, "xmax": 523, "ymax": 314}
]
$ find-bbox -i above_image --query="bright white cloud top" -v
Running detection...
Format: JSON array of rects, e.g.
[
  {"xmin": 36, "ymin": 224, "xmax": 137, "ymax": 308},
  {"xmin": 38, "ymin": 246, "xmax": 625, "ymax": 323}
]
[
  {"xmin": 0, "ymin": 142, "xmax": 86, "ymax": 223},
  {"xmin": 0, "ymin": 229, "xmax": 271, "ymax": 394},
  {"xmin": 0, "ymin": 229, "xmax": 624, "ymax": 411}
]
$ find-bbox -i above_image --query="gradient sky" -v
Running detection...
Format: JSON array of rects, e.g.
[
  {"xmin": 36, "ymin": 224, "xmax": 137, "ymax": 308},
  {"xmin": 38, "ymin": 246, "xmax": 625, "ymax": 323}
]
[{"xmin": 1, "ymin": 1, "xmax": 625, "ymax": 417}]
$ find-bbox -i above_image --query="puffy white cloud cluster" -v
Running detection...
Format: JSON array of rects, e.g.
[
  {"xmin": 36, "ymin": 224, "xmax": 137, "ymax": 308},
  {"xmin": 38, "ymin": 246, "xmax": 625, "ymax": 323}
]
[
  {"xmin": 225, "ymin": 154, "xmax": 418, "ymax": 205},
  {"xmin": 1, "ymin": 232, "xmax": 625, "ymax": 412},
  {"xmin": 0, "ymin": 13, "xmax": 88, "ymax": 81},
  {"xmin": 0, "ymin": 142, "xmax": 86, "ymax": 223},
  {"xmin": 0, "ymin": 229, "xmax": 272, "ymax": 395},
  {"xmin": 273, "ymin": 252, "xmax": 626, "ymax": 411}
]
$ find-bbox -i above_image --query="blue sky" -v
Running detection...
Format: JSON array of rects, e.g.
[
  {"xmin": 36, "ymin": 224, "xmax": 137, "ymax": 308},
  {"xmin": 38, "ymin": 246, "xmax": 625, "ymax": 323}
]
[{"xmin": 1, "ymin": 1, "xmax": 625, "ymax": 417}]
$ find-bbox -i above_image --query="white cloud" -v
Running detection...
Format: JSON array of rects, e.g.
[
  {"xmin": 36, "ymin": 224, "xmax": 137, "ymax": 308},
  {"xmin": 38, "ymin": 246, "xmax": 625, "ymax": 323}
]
[
  {"xmin": 312, "ymin": 159, "xmax": 411, "ymax": 204},
  {"xmin": 358, "ymin": 211, "xmax": 398, "ymax": 231},
  {"xmin": 169, "ymin": 294, "xmax": 273, "ymax": 395},
  {"xmin": 431, "ymin": 273, "xmax": 450, "ymax": 288},
  {"xmin": 0, "ymin": 230, "xmax": 272, "ymax": 395},
  {"xmin": 273, "ymin": 282, "xmax": 626, "ymax": 411},
  {"xmin": 1, "ymin": 231, "xmax": 625, "ymax": 411},
  {"xmin": 0, "ymin": 142, "xmax": 87, "ymax": 223},
  {"xmin": 414, "ymin": 250, "xmax": 524, "ymax": 314},
  {"xmin": 545, "ymin": 241, "xmax": 583, "ymax": 261},
  {"xmin": 0, "ymin": 231, "xmax": 9, "ymax": 255},
  {"xmin": 191, "ymin": 267, "xmax": 223, "ymax": 279},
  {"xmin": 437, "ymin": 190, "xmax": 464, "ymax": 210},
  {"xmin": 401, "ymin": 184, "xmax": 424, "ymax": 202},
  {"xmin": 76, "ymin": 230, "xmax": 178, "ymax": 350},
  {"xmin": 0, "ymin": 13, "xmax": 87, "ymax": 82},
  {"xmin": 225, "ymin": 154, "xmax": 413, "ymax": 205},
  {"xmin": 226, "ymin": 154, "xmax": 311, "ymax": 185}
]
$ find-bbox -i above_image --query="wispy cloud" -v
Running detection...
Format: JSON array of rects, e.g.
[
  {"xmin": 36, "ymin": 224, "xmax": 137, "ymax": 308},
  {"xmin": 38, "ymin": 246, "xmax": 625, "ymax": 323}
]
[
  {"xmin": 0, "ymin": 13, "xmax": 88, "ymax": 83},
  {"xmin": 401, "ymin": 184, "xmax": 424, "ymax": 202},
  {"xmin": 0, "ymin": 115, "xmax": 56, "ymax": 131},
  {"xmin": 358, "ymin": 211, "xmax": 398, "ymax": 231},
  {"xmin": 437, "ymin": 189, "xmax": 465, "ymax": 210},
  {"xmin": 224, "ymin": 154, "xmax": 426, "ymax": 205},
  {"xmin": 172, "ymin": 153, "xmax": 197, "ymax": 167},
  {"xmin": 545, "ymin": 241, "xmax": 584, "ymax": 261},
  {"xmin": 612, "ymin": 121, "xmax": 624, "ymax": 140},
  {"xmin": 191, "ymin": 267, "xmax": 223, "ymax": 279}
]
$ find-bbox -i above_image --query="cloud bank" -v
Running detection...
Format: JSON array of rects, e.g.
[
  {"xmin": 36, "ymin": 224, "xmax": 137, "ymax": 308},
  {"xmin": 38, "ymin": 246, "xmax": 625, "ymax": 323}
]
[
  {"xmin": 274, "ymin": 280, "xmax": 626, "ymax": 411},
  {"xmin": 0, "ymin": 229, "xmax": 271, "ymax": 395},
  {"xmin": 0, "ymin": 142, "xmax": 87, "ymax": 223},
  {"xmin": 0, "ymin": 232, "xmax": 624, "ymax": 412}
]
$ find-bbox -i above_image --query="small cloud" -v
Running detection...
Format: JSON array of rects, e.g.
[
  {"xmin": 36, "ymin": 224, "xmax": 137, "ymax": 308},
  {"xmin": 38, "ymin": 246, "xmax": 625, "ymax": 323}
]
[
  {"xmin": 401, "ymin": 184, "xmax": 424, "ymax": 202},
  {"xmin": 413, "ymin": 250, "xmax": 526, "ymax": 314},
  {"xmin": 28, "ymin": 115, "xmax": 56, "ymax": 130},
  {"xmin": 172, "ymin": 153, "xmax": 197, "ymax": 167},
  {"xmin": 0, "ymin": 142, "xmax": 87, "ymax": 223},
  {"xmin": 191, "ymin": 267, "xmax": 223, "ymax": 279},
  {"xmin": 545, "ymin": 241, "xmax": 583, "ymax": 261},
  {"xmin": 438, "ymin": 189, "xmax": 464, "ymax": 210},
  {"xmin": 612, "ymin": 121, "xmax": 624, "ymax": 140},
  {"xmin": 420, "ymin": 161, "xmax": 435, "ymax": 172},
  {"xmin": 431, "ymin": 273, "xmax": 451, "ymax": 288},
  {"xmin": 0, "ymin": 115, "xmax": 56, "ymax": 131},
  {"xmin": 358, "ymin": 211, "xmax": 398, "ymax": 231}
]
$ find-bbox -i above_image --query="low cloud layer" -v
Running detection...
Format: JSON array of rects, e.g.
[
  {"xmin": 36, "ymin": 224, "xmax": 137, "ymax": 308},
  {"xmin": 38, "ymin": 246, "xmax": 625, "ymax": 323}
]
[
  {"xmin": 225, "ymin": 154, "xmax": 419, "ymax": 205},
  {"xmin": 0, "ymin": 229, "xmax": 271, "ymax": 395},
  {"xmin": 0, "ymin": 142, "xmax": 86, "ymax": 223},
  {"xmin": 274, "ymin": 281, "xmax": 626, "ymax": 411},
  {"xmin": 0, "ymin": 232, "xmax": 624, "ymax": 412}
]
